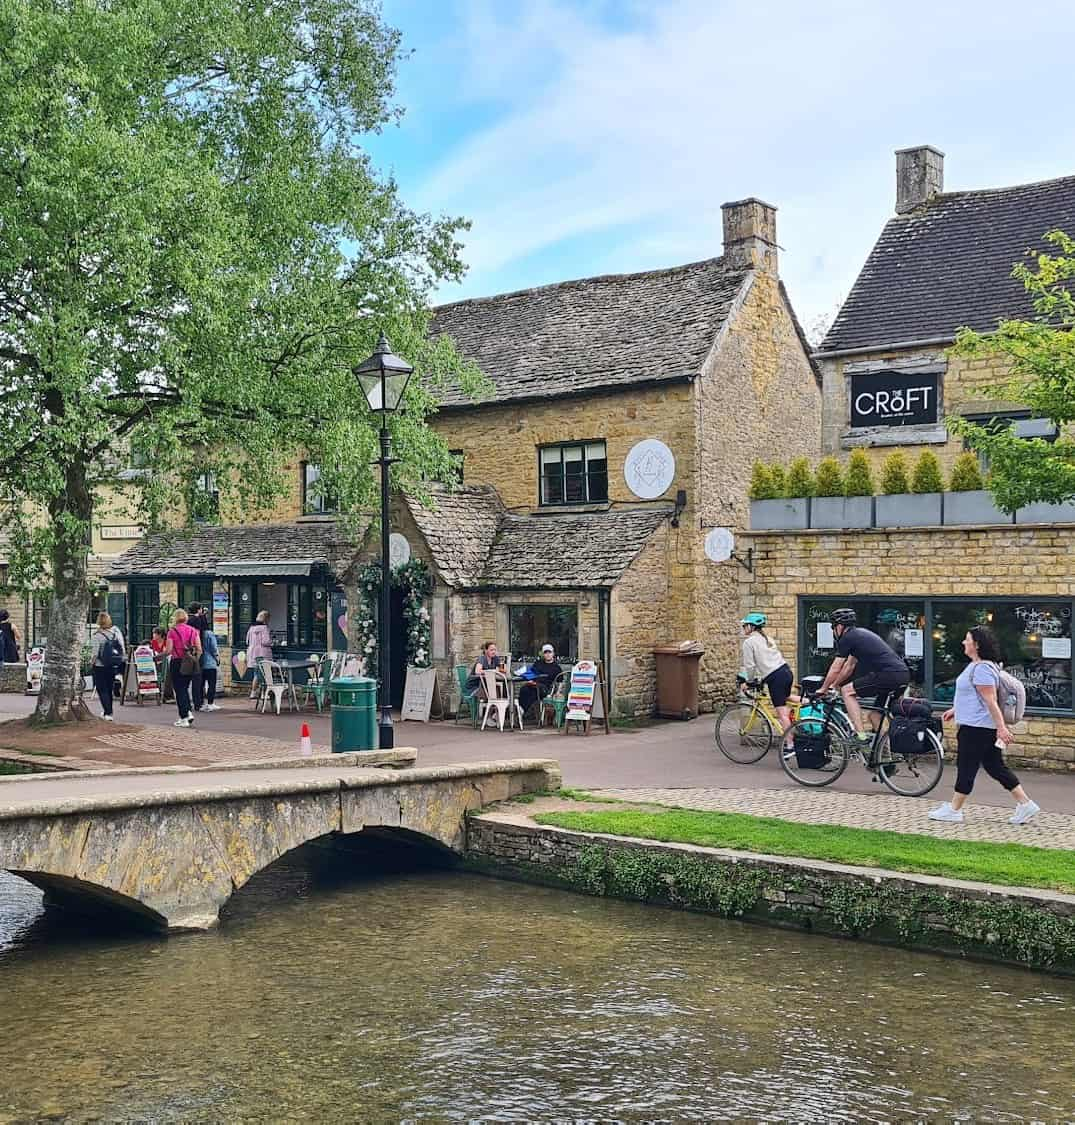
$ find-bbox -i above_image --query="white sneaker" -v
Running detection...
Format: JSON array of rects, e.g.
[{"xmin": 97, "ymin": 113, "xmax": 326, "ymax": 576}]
[
  {"xmin": 198, "ymin": 705, "xmax": 210, "ymax": 712},
  {"xmin": 1010, "ymin": 800, "xmax": 1041, "ymax": 825},
  {"xmin": 173, "ymin": 717, "xmax": 192, "ymax": 728},
  {"xmin": 928, "ymin": 802, "xmax": 964, "ymax": 823},
  {"xmin": 205, "ymin": 703, "xmax": 221, "ymax": 711},
  {"xmin": 102, "ymin": 714, "xmax": 114, "ymax": 722}
]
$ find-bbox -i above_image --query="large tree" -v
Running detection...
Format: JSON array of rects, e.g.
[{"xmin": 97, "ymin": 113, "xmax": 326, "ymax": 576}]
[
  {"xmin": 951, "ymin": 229, "xmax": 1075, "ymax": 512},
  {"xmin": 0, "ymin": 0, "xmax": 481, "ymax": 721}
]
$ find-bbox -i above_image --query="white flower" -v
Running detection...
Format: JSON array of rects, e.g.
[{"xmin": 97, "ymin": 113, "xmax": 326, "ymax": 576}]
[{"xmin": 419, "ymin": 607, "xmax": 429, "ymax": 620}]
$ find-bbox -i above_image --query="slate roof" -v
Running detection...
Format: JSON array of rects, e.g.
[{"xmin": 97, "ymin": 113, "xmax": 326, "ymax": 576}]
[
  {"xmin": 430, "ymin": 257, "xmax": 750, "ymax": 407},
  {"xmin": 820, "ymin": 174, "xmax": 1075, "ymax": 354},
  {"xmin": 477, "ymin": 508, "xmax": 669, "ymax": 589},
  {"xmin": 108, "ymin": 521, "xmax": 352, "ymax": 578},
  {"xmin": 406, "ymin": 484, "xmax": 503, "ymax": 588}
]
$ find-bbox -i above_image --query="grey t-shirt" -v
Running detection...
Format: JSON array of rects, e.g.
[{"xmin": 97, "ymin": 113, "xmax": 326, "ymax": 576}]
[
  {"xmin": 954, "ymin": 661, "xmax": 1000, "ymax": 729},
  {"xmin": 91, "ymin": 626, "xmax": 125, "ymax": 668}
]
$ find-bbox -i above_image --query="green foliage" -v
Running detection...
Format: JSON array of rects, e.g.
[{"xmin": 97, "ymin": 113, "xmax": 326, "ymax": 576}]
[
  {"xmin": 880, "ymin": 452, "xmax": 911, "ymax": 495},
  {"xmin": 785, "ymin": 457, "xmax": 815, "ymax": 499},
  {"xmin": 748, "ymin": 462, "xmax": 776, "ymax": 501},
  {"xmin": 813, "ymin": 457, "xmax": 844, "ymax": 498},
  {"xmin": 949, "ymin": 452, "xmax": 985, "ymax": 492},
  {"xmin": 911, "ymin": 450, "xmax": 944, "ymax": 494},
  {"xmin": 767, "ymin": 463, "xmax": 787, "ymax": 499},
  {"xmin": 843, "ymin": 449, "xmax": 874, "ymax": 496},
  {"xmin": 949, "ymin": 229, "xmax": 1075, "ymax": 511}
]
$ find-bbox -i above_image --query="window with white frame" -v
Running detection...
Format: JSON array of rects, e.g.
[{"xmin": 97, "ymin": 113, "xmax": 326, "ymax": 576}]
[{"xmin": 539, "ymin": 442, "xmax": 608, "ymax": 506}]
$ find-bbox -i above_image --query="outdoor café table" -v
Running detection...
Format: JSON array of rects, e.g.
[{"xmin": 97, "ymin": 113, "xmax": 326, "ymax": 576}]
[{"xmin": 275, "ymin": 657, "xmax": 318, "ymax": 712}]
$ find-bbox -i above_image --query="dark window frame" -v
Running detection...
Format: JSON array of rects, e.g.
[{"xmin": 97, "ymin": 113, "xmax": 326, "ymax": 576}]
[
  {"xmin": 128, "ymin": 582, "xmax": 161, "ymax": 646},
  {"xmin": 507, "ymin": 603, "xmax": 579, "ymax": 663},
  {"xmin": 537, "ymin": 439, "xmax": 609, "ymax": 507},
  {"xmin": 178, "ymin": 580, "xmax": 214, "ymax": 614},
  {"xmin": 797, "ymin": 594, "xmax": 1075, "ymax": 716},
  {"xmin": 231, "ymin": 579, "xmax": 330, "ymax": 650}
]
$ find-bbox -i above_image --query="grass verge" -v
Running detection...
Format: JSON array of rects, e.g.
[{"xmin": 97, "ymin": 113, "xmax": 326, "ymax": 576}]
[{"xmin": 533, "ymin": 808, "xmax": 1075, "ymax": 894}]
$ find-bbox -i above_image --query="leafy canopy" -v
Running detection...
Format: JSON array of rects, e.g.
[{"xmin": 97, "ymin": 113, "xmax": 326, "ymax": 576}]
[
  {"xmin": 0, "ymin": 0, "xmax": 484, "ymax": 587},
  {"xmin": 950, "ymin": 230, "xmax": 1075, "ymax": 512}
]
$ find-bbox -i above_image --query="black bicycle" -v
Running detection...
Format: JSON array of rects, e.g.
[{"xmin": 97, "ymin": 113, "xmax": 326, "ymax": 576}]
[{"xmin": 780, "ymin": 690, "xmax": 944, "ymax": 797}]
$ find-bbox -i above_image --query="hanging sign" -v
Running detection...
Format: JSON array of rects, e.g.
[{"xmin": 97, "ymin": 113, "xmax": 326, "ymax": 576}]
[
  {"xmin": 401, "ymin": 666, "xmax": 438, "ymax": 722},
  {"xmin": 389, "ymin": 533, "xmax": 411, "ymax": 569},
  {"xmin": 849, "ymin": 371, "xmax": 939, "ymax": 428},
  {"xmin": 704, "ymin": 527, "xmax": 735, "ymax": 563},
  {"xmin": 624, "ymin": 439, "xmax": 676, "ymax": 499},
  {"xmin": 25, "ymin": 647, "xmax": 45, "ymax": 695},
  {"xmin": 212, "ymin": 590, "xmax": 229, "ymax": 637}
]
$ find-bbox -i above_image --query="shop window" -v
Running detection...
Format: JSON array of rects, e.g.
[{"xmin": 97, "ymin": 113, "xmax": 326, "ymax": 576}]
[
  {"xmin": 302, "ymin": 462, "xmax": 337, "ymax": 515},
  {"xmin": 800, "ymin": 599, "xmax": 926, "ymax": 688},
  {"xmin": 85, "ymin": 588, "xmax": 108, "ymax": 626},
  {"xmin": 539, "ymin": 442, "xmax": 608, "ymax": 506},
  {"xmin": 288, "ymin": 583, "xmax": 328, "ymax": 649},
  {"xmin": 178, "ymin": 580, "xmax": 214, "ymax": 614},
  {"xmin": 233, "ymin": 582, "xmax": 255, "ymax": 645},
  {"xmin": 231, "ymin": 580, "xmax": 329, "ymax": 649},
  {"xmin": 128, "ymin": 583, "xmax": 160, "ymax": 645},
  {"xmin": 508, "ymin": 605, "xmax": 578, "ymax": 663}
]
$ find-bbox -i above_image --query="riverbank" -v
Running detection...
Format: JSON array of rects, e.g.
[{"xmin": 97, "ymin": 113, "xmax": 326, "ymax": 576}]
[{"xmin": 466, "ymin": 797, "xmax": 1075, "ymax": 976}]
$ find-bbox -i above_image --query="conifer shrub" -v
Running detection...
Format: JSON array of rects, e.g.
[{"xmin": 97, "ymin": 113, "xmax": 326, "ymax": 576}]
[
  {"xmin": 814, "ymin": 457, "xmax": 844, "ymax": 498},
  {"xmin": 844, "ymin": 449, "xmax": 874, "ymax": 496},
  {"xmin": 949, "ymin": 452, "xmax": 985, "ymax": 492},
  {"xmin": 911, "ymin": 450, "xmax": 944, "ymax": 494},
  {"xmin": 768, "ymin": 463, "xmax": 787, "ymax": 499},
  {"xmin": 786, "ymin": 457, "xmax": 815, "ymax": 498},
  {"xmin": 880, "ymin": 451, "xmax": 911, "ymax": 495},
  {"xmin": 749, "ymin": 461, "xmax": 776, "ymax": 501}
]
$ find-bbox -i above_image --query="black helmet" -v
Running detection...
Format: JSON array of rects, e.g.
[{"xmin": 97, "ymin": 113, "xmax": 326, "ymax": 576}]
[{"xmin": 830, "ymin": 608, "xmax": 857, "ymax": 627}]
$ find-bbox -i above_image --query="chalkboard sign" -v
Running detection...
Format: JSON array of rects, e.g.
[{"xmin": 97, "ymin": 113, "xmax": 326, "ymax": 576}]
[
  {"xmin": 401, "ymin": 666, "xmax": 439, "ymax": 722},
  {"xmin": 850, "ymin": 371, "xmax": 938, "ymax": 428}
]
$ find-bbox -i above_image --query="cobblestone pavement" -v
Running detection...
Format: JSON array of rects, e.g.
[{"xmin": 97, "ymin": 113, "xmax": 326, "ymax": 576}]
[
  {"xmin": 591, "ymin": 786, "xmax": 1075, "ymax": 849},
  {"xmin": 81, "ymin": 726, "xmax": 324, "ymax": 764}
]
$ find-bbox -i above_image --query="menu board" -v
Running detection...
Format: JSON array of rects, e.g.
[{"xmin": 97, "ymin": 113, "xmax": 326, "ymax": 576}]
[
  {"xmin": 133, "ymin": 644, "xmax": 160, "ymax": 696},
  {"xmin": 212, "ymin": 590, "xmax": 229, "ymax": 637},
  {"xmin": 401, "ymin": 666, "xmax": 438, "ymax": 722},
  {"xmin": 565, "ymin": 660, "xmax": 597, "ymax": 722},
  {"xmin": 25, "ymin": 647, "xmax": 45, "ymax": 694}
]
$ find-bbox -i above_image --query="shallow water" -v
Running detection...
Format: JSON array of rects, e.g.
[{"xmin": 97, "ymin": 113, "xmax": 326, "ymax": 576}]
[{"xmin": 1, "ymin": 848, "xmax": 1073, "ymax": 1122}]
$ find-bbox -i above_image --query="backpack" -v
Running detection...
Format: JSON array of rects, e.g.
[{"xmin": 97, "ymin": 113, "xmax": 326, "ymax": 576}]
[
  {"xmin": 984, "ymin": 662, "xmax": 1026, "ymax": 724},
  {"xmin": 98, "ymin": 628, "xmax": 125, "ymax": 669}
]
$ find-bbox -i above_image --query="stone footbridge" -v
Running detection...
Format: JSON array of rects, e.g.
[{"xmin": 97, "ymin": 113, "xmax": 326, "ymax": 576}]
[{"xmin": 0, "ymin": 755, "xmax": 560, "ymax": 932}]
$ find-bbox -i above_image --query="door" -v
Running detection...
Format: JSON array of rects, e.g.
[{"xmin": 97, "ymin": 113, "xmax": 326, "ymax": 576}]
[{"xmin": 389, "ymin": 586, "xmax": 406, "ymax": 709}]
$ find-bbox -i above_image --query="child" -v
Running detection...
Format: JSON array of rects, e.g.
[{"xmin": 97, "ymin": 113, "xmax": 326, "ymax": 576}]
[{"xmin": 150, "ymin": 626, "xmax": 168, "ymax": 655}]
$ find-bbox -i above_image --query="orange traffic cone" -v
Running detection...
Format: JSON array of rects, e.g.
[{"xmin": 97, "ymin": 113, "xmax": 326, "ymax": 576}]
[{"xmin": 300, "ymin": 722, "xmax": 312, "ymax": 757}]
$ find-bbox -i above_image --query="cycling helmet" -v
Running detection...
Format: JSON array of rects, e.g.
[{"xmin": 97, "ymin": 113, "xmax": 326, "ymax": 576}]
[
  {"xmin": 830, "ymin": 608, "xmax": 857, "ymax": 627},
  {"xmin": 740, "ymin": 612, "xmax": 768, "ymax": 628}
]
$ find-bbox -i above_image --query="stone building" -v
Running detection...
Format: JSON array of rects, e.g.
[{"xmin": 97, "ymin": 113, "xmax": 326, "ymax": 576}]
[
  {"xmin": 744, "ymin": 147, "xmax": 1075, "ymax": 770},
  {"xmin": 107, "ymin": 197, "xmax": 820, "ymax": 716}
]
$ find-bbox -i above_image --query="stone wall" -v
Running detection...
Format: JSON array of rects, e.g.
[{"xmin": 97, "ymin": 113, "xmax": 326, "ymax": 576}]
[
  {"xmin": 465, "ymin": 817, "xmax": 1075, "ymax": 976},
  {"xmin": 740, "ymin": 524, "xmax": 1075, "ymax": 770}
]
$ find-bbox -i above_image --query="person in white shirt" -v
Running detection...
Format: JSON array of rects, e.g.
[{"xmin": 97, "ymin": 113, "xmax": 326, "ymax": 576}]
[{"xmin": 738, "ymin": 612, "xmax": 794, "ymax": 747}]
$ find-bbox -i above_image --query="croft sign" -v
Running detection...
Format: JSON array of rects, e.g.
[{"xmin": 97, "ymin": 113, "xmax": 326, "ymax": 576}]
[{"xmin": 850, "ymin": 371, "xmax": 939, "ymax": 428}]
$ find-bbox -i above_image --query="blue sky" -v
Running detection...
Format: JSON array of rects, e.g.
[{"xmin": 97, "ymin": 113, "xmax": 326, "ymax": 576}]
[{"xmin": 368, "ymin": 0, "xmax": 1075, "ymax": 336}]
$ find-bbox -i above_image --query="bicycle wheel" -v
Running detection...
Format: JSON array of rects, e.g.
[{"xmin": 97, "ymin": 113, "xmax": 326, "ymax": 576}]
[
  {"xmin": 714, "ymin": 702, "xmax": 774, "ymax": 764},
  {"xmin": 876, "ymin": 729, "xmax": 944, "ymax": 797},
  {"xmin": 779, "ymin": 718, "xmax": 850, "ymax": 787}
]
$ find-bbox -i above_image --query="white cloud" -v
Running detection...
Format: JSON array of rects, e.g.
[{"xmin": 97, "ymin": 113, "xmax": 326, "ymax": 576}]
[{"xmin": 415, "ymin": 0, "xmax": 1075, "ymax": 320}]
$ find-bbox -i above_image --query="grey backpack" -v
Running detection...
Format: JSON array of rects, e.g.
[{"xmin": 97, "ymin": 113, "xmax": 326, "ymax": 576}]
[{"xmin": 985, "ymin": 662, "xmax": 1026, "ymax": 724}]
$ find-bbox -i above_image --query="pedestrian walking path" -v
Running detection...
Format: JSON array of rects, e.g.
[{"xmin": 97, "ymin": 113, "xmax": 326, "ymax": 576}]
[{"xmin": 591, "ymin": 786, "xmax": 1075, "ymax": 849}]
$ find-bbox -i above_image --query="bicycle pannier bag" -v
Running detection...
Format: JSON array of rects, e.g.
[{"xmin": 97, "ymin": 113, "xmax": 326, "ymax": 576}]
[
  {"xmin": 794, "ymin": 732, "xmax": 830, "ymax": 769},
  {"xmin": 890, "ymin": 696, "xmax": 931, "ymax": 721},
  {"xmin": 797, "ymin": 700, "xmax": 826, "ymax": 736},
  {"xmin": 985, "ymin": 662, "xmax": 1026, "ymax": 724},
  {"xmin": 889, "ymin": 716, "xmax": 931, "ymax": 756}
]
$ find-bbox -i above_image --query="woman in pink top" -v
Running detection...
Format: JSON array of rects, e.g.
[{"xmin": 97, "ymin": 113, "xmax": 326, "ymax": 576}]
[
  {"xmin": 164, "ymin": 608, "xmax": 203, "ymax": 727},
  {"xmin": 245, "ymin": 610, "xmax": 273, "ymax": 700}
]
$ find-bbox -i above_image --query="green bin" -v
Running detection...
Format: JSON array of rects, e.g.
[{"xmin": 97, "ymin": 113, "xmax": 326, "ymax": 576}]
[{"xmin": 330, "ymin": 676, "xmax": 377, "ymax": 753}]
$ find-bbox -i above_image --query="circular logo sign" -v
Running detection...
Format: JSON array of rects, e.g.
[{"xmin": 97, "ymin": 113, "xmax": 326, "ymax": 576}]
[
  {"xmin": 704, "ymin": 527, "xmax": 735, "ymax": 563},
  {"xmin": 624, "ymin": 439, "xmax": 676, "ymax": 500},
  {"xmin": 389, "ymin": 532, "xmax": 411, "ymax": 569}
]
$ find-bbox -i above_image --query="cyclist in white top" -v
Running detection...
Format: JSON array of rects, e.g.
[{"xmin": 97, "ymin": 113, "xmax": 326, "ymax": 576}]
[{"xmin": 738, "ymin": 612, "xmax": 795, "ymax": 747}]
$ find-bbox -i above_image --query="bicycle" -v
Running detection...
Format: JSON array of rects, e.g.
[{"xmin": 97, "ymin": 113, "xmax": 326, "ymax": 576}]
[
  {"xmin": 714, "ymin": 680, "xmax": 853, "ymax": 764},
  {"xmin": 780, "ymin": 690, "xmax": 944, "ymax": 797}
]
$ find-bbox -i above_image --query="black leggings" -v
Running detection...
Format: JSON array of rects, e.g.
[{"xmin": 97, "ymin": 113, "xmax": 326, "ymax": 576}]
[
  {"xmin": 171, "ymin": 659, "xmax": 193, "ymax": 720},
  {"xmin": 955, "ymin": 724, "xmax": 1020, "ymax": 796},
  {"xmin": 203, "ymin": 668, "xmax": 217, "ymax": 705},
  {"xmin": 91, "ymin": 666, "xmax": 115, "ymax": 717}
]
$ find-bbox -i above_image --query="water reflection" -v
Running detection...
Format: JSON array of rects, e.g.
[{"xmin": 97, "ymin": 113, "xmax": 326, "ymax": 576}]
[{"xmin": 1, "ymin": 848, "xmax": 1073, "ymax": 1122}]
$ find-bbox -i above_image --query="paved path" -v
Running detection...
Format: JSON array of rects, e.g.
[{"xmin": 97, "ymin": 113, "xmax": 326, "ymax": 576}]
[{"xmin": 592, "ymin": 786, "xmax": 1075, "ymax": 848}]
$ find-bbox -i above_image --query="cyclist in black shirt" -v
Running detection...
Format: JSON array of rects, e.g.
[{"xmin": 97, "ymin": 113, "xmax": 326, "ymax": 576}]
[{"xmin": 817, "ymin": 608, "xmax": 910, "ymax": 741}]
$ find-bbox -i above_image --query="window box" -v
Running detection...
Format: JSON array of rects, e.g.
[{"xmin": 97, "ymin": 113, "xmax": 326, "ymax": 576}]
[
  {"xmin": 874, "ymin": 493, "xmax": 942, "ymax": 528},
  {"xmin": 809, "ymin": 496, "xmax": 873, "ymax": 530},
  {"xmin": 943, "ymin": 490, "xmax": 1013, "ymax": 526},
  {"xmin": 749, "ymin": 498, "xmax": 809, "ymax": 531},
  {"xmin": 1015, "ymin": 501, "xmax": 1075, "ymax": 525}
]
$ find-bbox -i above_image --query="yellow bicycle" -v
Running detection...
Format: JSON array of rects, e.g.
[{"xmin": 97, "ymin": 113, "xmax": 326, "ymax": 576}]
[{"xmin": 714, "ymin": 680, "xmax": 852, "ymax": 764}]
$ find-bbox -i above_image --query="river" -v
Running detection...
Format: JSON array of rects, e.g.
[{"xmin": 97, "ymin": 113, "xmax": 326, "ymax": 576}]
[{"xmin": 1, "ymin": 847, "xmax": 1074, "ymax": 1122}]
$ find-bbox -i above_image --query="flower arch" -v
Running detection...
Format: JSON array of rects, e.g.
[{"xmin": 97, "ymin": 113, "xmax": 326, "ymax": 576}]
[{"xmin": 354, "ymin": 558, "xmax": 433, "ymax": 675}]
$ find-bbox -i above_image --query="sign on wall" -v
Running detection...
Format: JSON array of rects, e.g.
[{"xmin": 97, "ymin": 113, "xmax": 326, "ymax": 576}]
[
  {"xmin": 100, "ymin": 525, "xmax": 144, "ymax": 540},
  {"xmin": 389, "ymin": 532, "xmax": 411, "ymax": 569},
  {"xmin": 212, "ymin": 590, "xmax": 229, "ymax": 637},
  {"xmin": 849, "ymin": 371, "xmax": 939, "ymax": 428},
  {"xmin": 624, "ymin": 439, "xmax": 676, "ymax": 499},
  {"xmin": 704, "ymin": 527, "xmax": 735, "ymax": 563}
]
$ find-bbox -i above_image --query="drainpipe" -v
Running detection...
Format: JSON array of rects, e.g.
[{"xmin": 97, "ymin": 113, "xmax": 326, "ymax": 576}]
[{"xmin": 599, "ymin": 587, "xmax": 612, "ymax": 713}]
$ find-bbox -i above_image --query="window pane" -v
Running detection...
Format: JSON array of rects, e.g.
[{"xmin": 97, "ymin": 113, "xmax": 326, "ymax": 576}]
[
  {"xmin": 312, "ymin": 586, "xmax": 328, "ymax": 649},
  {"xmin": 129, "ymin": 584, "xmax": 160, "ymax": 645},
  {"xmin": 798, "ymin": 599, "xmax": 868, "ymax": 680},
  {"xmin": 866, "ymin": 602, "xmax": 926, "ymax": 690},
  {"xmin": 585, "ymin": 442, "xmax": 605, "ymax": 460},
  {"xmin": 564, "ymin": 457, "xmax": 585, "ymax": 502},
  {"xmin": 542, "ymin": 462, "xmax": 564, "ymax": 504},
  {"xmin": 562, "ymin": 446, "xmax": 583, "ymax": 463},
  {"xmin": 508, "ymin": 604, "xmax": 578, "ymax": 663},
  {"xmin": 234, "ymin": 582, "xmax": 255, "ymax": 644},
  {"xmin": 540, "ymin": 448, "xmax": 562, "ymax": 467}
]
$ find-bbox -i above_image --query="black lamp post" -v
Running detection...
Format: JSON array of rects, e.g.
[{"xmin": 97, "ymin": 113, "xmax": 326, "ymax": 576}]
[{"xmin": 354, "ymin": 332, "xmax": 414, "ymax": 750}]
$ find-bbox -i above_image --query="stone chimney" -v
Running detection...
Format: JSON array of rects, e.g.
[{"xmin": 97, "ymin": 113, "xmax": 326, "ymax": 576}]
[
  {"xmin": 721, "ymin": 198, "xmax": 778, "ymax": 274},
  {"xmin": 895, "ymin": 145, "xmax": 944, "ymax": 214}
]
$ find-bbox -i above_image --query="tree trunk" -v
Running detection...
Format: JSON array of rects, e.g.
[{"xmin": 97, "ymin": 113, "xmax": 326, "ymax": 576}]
[{"xmin": 33, "ymin": 465, "xmax": 92, "ymax": 724}]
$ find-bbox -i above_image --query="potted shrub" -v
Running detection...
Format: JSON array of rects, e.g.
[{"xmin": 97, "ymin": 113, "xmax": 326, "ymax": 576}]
[
  {"xmin": 810, "ymin": 455, "xmax": 873, "ymax": 529},
  {"xmin": 944, "ymin": 452, "xmax": 1013, "ymax": 526},
  {"xmin": 875, "ymin": 450, "xmax": 939, "ymax": 526},
  {"xmin": 79, "ymin": 644, "xmax": 94, "ymax": 692},
  {"xmin": 748, "ymin": 461, "xmax": 808, "ymax": 530}
]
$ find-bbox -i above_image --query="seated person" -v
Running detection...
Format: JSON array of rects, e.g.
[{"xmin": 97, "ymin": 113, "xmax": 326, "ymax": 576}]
[
  {"xmin": 463, "ymin": 641, "xmax": 502, "ymax": 699},
  {"xmin": 518, "ymin": 644, "xmax": 563, "ymax": 714}
]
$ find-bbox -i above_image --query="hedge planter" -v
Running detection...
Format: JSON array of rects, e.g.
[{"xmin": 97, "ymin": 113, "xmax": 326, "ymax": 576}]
[
  {"xmin": 943, "ymin": 490, "xmax": 1013, "ymax": 526},
  {"xmin": 809, "ymin": 496, "xmax": 874, "ymax": 530},
  {"xmin": 749, "ymin": 498, "xmax": 809, "ymax": 531},
  {"xmin": 874, "ymin": 493, "xmax": 942, "ymax": 528},
  {"xmin": 1016, "ymin": 500, "xmax": 1075, "ymax": 525}
]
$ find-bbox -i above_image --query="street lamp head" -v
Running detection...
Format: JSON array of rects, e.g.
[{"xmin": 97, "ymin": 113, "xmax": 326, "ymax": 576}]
[{"xmin": 353, "ymin": 332, "xmax": 415, "ymax": 414}]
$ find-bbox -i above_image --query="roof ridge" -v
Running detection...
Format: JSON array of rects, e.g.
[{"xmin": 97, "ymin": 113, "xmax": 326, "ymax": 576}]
[{"xmin": 921, "ymin": 171, "xmax": 1075, "ymax": 206}]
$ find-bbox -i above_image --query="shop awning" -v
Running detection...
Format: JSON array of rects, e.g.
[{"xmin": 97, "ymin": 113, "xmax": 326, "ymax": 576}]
[{"xmin": 216, "ymin": 559, "xmax": 318, "ymax": 578}]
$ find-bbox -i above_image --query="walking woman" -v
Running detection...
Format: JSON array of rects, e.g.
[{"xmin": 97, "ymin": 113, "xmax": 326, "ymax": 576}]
[
  {"xmin": 245, "ymin": 610, "xmax": 273, "ymax": 700},
  {"xmin": 199, "ymin": 627, "xmax": 221, "ymax": 712},
  {"xmin": 90, "ymin": 611, "xmax": 125, "ymax": 721},
  {"xmin": 0, "ymin": 609, "xmax": 20, "ymax": 664},
  {"xmin": 164, "ymin": 608, "xmax": 202, "ymax": 728},
  {"xmin": 738, "ymin": 612, "xmax": 795, "ymax": 748},
  {"xmin": 929, "ymin": 626, "xmax": 1040, "ymax": 825}
]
